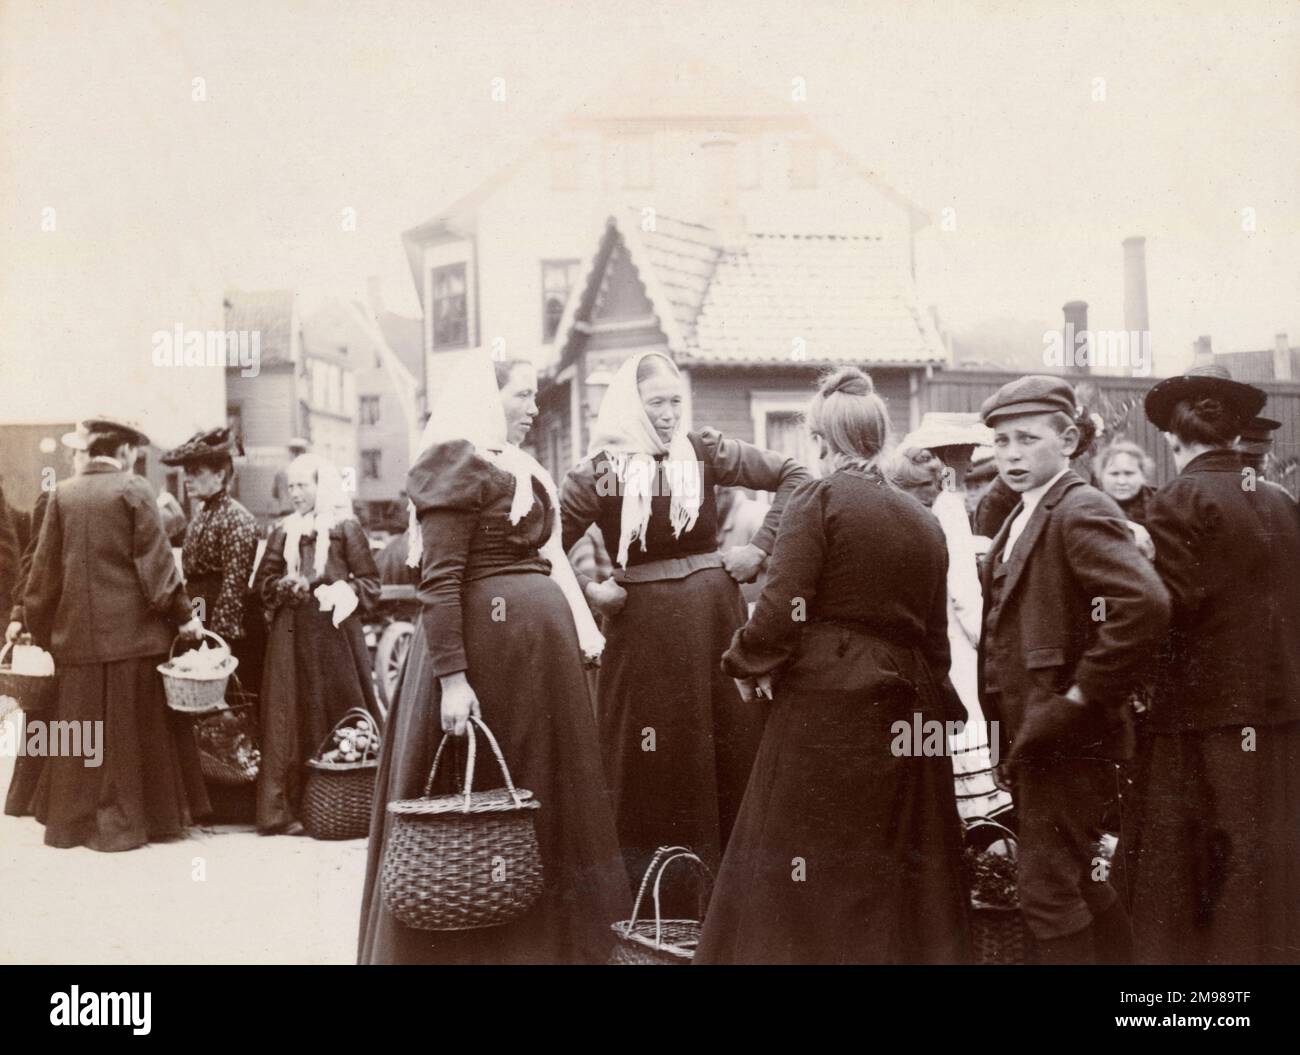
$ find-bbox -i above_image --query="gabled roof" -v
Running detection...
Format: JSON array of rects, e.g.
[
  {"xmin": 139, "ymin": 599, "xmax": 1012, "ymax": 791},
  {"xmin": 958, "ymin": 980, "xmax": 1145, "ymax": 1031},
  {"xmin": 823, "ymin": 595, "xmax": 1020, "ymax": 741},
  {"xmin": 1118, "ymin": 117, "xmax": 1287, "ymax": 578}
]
[
  {"xmin": 223, "ymin": 289, "xmax": 295, "ymax": 366},
  {"xmin": 376, "ymin": 310, "xmax": 423, "ymax": 377},
  {"xmin": 400, "ymin": 61, "xmax": 931, "ymax": 304},
  {"xmin": 558, "ymin": 211, "xmax": 946, "ymax": 369}
]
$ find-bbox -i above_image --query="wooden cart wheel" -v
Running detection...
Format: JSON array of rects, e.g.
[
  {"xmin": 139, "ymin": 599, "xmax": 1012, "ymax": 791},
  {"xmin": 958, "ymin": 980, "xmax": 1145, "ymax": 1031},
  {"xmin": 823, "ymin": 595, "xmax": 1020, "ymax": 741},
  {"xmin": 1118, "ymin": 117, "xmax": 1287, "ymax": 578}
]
[{"xmin": 373, "ymin": 620, "xmax": 414, "ymax": 717}]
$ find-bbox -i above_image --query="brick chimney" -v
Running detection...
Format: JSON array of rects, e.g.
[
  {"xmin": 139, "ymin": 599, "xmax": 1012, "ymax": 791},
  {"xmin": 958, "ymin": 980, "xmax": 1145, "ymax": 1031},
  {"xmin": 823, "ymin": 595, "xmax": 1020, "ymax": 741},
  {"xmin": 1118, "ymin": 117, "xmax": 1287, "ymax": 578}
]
[
  {"xmin": 1063, "ymin": 300, "xmax": 1089, "ymax": 375},
  {"xmin": 1274, "ymin": 332, "xmax": 1293, "ymax": 381},
  {"xmin": 1123, "ymin": 236, "xmax": 1150, "ymax": 370},
  {"xmin": 1193, "ymin": 335, "xmax": 1214, "ymax": 368},
  {"xmin": 700, "ymin": 133, "xmax": 746, "ymax": 252}
]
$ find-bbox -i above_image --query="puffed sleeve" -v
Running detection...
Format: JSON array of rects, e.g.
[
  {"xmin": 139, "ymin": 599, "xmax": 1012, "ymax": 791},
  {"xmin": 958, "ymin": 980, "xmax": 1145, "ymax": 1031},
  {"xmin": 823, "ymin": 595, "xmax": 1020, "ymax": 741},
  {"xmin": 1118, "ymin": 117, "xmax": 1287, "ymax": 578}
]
[
  {"xmin": 560, "ymin": 457, "xmax": 604, "ymax": 592},
  {"xmin": 210, "ymin": 506, "xmax": 258, "ymax": 637},
  {"xmin": 254, "ymin": 525, "xmax": 292, "ymax": 609},
  {"xmin": 338, "ymin": 519, "xmax": 381, "ymax": 617},
  {"xmin": 410, "ymin": 440, "xmax": 488, "ymax": 678},
  {"xmin": 127, "ymin": 476, "xmax": 192, "ymax": 625},
  {"xmin": 721, "ymin": 478, "xmax": 827, "ymax": 679},
  {"xmin": 697, "ymin": 428, "xmax": 812, "ymax": 554}
]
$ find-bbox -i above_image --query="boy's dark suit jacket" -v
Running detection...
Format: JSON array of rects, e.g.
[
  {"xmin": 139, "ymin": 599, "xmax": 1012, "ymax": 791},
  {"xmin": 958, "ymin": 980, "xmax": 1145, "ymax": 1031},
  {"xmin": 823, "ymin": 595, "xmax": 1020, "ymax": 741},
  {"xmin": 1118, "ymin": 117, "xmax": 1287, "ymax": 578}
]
[{"xmin": 978, "ymin": 469, "xmax": 1171, "ymax": 761}]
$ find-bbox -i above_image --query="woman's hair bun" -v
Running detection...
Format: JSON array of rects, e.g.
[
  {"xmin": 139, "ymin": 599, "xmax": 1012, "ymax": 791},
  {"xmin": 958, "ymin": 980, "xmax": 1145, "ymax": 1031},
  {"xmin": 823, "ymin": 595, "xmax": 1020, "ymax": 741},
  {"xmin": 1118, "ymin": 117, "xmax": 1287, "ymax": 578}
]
[
  {"xmin": 819, "ymin": 366, "xmax": 874, "ymax": 398},
  {"xmin": 1190, "ymin": 396, "xmax": 1228, "ymax": 422}
]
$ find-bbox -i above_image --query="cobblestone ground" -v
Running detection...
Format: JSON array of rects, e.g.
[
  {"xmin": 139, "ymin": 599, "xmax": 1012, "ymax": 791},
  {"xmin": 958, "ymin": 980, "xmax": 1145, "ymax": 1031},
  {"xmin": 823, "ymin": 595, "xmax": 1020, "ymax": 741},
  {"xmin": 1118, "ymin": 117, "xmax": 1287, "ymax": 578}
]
[{"xmin": 0, "ymin": 753, "xmax": 369, "ymax": 964}]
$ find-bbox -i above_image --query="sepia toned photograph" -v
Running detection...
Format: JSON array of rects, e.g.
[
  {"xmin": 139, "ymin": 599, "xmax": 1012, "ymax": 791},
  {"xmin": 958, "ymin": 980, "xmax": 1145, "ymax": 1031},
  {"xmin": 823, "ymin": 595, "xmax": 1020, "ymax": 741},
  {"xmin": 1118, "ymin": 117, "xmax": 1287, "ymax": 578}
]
[{"xmin": 1, "ymin": 0, "xmax": 1296, "ymax": 1015}]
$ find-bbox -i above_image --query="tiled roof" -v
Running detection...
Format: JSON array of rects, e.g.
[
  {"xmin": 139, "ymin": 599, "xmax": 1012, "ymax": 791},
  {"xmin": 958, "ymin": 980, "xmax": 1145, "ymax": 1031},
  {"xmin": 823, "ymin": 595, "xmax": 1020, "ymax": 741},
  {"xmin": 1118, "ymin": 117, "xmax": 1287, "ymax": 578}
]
[
  {"xmin": 686, "ymin": 231, "xmax": 942, "ymax": 365},
  {"xmin": 223, "ymin": 289, "xmax": 295, "ymax": 366},
  {"xmin": 609, "ymin": 215, "xmax": 945, "ymax": 367}
]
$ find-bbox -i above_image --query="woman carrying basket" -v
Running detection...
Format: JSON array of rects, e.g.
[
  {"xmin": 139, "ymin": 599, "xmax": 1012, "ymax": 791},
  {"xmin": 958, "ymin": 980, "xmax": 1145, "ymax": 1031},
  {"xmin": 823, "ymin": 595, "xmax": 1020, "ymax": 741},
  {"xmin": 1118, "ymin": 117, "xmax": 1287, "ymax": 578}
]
[
  {"xmin": 18, "ymin": 417, "xmax": 209, "ymax": 852},
  {"xmin": 357, "ymin": 352, "xmax": 628, "ymax": 964},
  {"xmin": 253, "ymin": 453, "xmax": 381, "ymax": 834},
  {"xmin": 695, "ymin": 369, "xmax": 971, "ymax": 964}
]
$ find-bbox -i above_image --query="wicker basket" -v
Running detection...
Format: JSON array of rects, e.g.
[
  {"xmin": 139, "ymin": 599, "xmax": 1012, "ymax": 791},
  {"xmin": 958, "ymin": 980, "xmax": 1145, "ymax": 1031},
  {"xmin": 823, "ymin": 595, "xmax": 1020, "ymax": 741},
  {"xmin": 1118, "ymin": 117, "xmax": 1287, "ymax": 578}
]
[
  {"xmin": 157, "ymin": 630, "xmax": 237, "ymax": 714},
  {"xmin": 609, "ymin": 845, "xmax": 712, "ymax": 965},
  {"xmin": 382, "ymin": 715, "xmax": 543, "ymax": 931},
  {"xmin": 301, "ymin": 708, "xmax": 381, "ymax": 840},
  {"xmin": 194, "ymin": 676, "xmax": 260, "ymax": 785},
  {"xmin": 0, "ymin": 640, "xmax": 57, "ymax": 716},
  {"xmin": 965, "ymin": 817, "xmax": 1037, "ymax": 965}
]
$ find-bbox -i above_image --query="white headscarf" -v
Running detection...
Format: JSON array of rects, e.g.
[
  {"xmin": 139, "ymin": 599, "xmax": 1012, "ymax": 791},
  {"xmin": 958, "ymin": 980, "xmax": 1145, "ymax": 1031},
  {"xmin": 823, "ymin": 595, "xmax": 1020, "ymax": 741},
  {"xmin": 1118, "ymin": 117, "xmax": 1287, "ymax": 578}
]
[
  {"xmin": 405, "ymin": 350, "xmax": 604, "ymax": 660},
  {"xmin": 282, "ymin": 453, "xmax": 354, "ymax": 580},
  {"xmin": 587, "ymin": 351, "xmax": 703, "ymax": 567}
]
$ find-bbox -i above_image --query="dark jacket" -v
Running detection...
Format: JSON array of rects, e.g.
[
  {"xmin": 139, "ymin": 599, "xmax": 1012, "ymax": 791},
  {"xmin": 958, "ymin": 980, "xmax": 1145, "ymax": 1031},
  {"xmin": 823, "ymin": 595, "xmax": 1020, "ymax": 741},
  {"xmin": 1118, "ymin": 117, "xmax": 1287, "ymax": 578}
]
[
  {"xmin": 1145, "ymin": 448, "xmax": 1300, "ymax": 732},
  {"xmin": 23, "ymin": 461, "xmax": 192, "ymax": 664},
  {"xmin": 721, "ymin": 468, "xmax": 958, "ymax": 718},
  {"xmin": 0, "ymin": 482, "xmax": 18, "ymax": 622},
  {"xmin": 7, "ymin": 490, "xmax": 49, "ymax": 626},
  {"xmin": 978, "ymin": 470, "xmax": 1171, "ymax": 761}
]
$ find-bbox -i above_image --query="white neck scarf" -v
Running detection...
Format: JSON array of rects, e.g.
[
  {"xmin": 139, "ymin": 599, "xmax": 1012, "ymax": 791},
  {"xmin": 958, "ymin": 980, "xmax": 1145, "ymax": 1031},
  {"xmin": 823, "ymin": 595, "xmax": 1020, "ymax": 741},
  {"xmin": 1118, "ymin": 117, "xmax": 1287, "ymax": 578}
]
[
  {"xmin": 587, "ymin": 351, "xmax": 702, "ymax": 567},
  {"xmin": 283, "ymin": 454, "xmax": 353, "ymax": 580},
  {"xmin": 405, "ymin": 350, "xmax": 604, "ymax": 660}
]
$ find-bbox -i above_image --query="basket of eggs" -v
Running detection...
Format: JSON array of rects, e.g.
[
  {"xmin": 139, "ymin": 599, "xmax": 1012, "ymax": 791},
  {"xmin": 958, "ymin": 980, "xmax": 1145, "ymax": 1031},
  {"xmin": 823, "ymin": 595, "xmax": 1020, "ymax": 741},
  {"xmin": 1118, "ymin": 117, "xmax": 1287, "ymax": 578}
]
[
  {"xmin": 301, "ymin": 708, "xmax": 382, "ymax": 840},
  {"xmin": 157, "ymin": 631, "xmax": 238, "ymax": 714}
]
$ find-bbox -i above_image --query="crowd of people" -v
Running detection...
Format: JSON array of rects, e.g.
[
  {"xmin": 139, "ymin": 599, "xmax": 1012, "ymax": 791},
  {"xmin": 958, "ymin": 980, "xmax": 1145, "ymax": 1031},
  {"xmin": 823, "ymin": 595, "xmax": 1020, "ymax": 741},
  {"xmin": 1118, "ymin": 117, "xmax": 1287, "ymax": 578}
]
[{"xmin": 3, "ymin": 352, "xmax": 1297, "ymax": 966}]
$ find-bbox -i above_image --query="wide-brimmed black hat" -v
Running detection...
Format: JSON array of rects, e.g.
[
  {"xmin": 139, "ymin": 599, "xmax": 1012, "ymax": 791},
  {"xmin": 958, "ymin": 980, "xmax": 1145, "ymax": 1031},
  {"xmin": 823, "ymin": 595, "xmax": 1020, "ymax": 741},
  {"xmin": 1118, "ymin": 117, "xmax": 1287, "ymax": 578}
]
[
  {"xmin": 161, "ymin": 427, "xmax": 238, "ymax": 466},
  {"xmin": 1144, "ymin": 364, "xmax": 1266, "ymax": 432}
]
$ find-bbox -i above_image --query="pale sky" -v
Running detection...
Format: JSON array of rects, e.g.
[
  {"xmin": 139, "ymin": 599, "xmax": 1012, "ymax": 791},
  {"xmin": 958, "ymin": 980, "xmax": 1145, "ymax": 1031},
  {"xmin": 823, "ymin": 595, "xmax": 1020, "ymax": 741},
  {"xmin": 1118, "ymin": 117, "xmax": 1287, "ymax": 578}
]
[{"xmin": 2, "ymin": 0, "xmax": 1297, "ymax": 429}]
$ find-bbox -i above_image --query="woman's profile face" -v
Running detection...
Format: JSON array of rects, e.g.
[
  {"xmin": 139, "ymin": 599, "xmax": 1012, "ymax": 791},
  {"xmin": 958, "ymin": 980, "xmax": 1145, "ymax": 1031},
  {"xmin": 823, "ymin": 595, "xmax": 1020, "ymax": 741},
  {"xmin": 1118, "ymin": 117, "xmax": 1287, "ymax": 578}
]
[
  {"xmin": 1101, "ymin": 452, "xmax": 1145, "ymax": 501},
  {"xmin": 499, "ymin": 364, "xmax": 538, "ymax": 446},
  {"xmin": 286, "ymin": 464, "xmax": 318, "ymax": 514},
  {"xmin": 638, "ymin": 367, "xmax": 684, "ymax": 444}
]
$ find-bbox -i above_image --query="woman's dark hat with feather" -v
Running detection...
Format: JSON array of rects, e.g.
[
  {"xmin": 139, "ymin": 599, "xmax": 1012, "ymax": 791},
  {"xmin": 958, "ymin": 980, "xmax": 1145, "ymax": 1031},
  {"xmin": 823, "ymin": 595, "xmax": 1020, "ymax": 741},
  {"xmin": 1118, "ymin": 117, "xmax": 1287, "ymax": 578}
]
[
  {"xmin": 1144, "ymin": 364, "xmax": 1267, "ymax": 432},
  {"xmin": 161, "ymin": 427, "xmax": 240, "ymax": 466}
]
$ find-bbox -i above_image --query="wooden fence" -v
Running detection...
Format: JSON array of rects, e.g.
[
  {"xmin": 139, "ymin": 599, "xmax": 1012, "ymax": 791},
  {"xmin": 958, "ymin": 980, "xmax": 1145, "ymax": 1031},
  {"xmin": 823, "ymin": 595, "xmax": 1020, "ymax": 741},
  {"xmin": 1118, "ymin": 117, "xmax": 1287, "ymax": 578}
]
[{"xmin": 918, "ymin": 369, "xmax": 1300, "ymax": 496}]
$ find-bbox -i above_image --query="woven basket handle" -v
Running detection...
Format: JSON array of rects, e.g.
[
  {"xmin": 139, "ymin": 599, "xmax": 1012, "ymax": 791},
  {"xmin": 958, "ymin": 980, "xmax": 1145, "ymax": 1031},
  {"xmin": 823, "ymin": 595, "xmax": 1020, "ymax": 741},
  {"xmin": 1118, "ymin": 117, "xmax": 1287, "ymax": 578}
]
[
  {"xmin": 167, "ymin": 628, "xmax": 230, "ymax": 662},
  {"xmin": 423, "ymin": 715, "xmax": 526, "ymax": 811},
  {"xmin": 311, "ymin": 706, "xmax": 381, "ymax": 761},
  {"xmin": 628, "ymin": 845, "xmax": 710, "ymax": 944},
  {"xmin": 965, "ymin": 817, "xmax": 1019, "ymax": 859}
]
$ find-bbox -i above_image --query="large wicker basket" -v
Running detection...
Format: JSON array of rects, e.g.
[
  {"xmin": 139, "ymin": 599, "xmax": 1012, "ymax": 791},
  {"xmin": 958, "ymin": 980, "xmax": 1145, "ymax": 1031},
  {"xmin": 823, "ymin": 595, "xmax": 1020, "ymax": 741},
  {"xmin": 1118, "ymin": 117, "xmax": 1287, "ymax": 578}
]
[
  {"xmin": 382, "ymin": 715, "xmax": 543, "ymax": 931},
  {"xmin": 0, "ymin": 639, "xmax": 57, "ymax": 716},
  {"xmin": 193, "ymin": 676, "xmax": 260, "ymax": 786},
  {"xmin": 301, "ymin": 708, "xmax": 381, "ymax": 840},
  {"xmin": 965, "ymin": 817, "xmax": 1037, "ymax": 965},
  {"xmin": 609, "ymin": 846, "xmax": 712, "ymax": 965},
  {"xmin": 157, "ymin": 630, "xmax": 237, "ymax": 714}
]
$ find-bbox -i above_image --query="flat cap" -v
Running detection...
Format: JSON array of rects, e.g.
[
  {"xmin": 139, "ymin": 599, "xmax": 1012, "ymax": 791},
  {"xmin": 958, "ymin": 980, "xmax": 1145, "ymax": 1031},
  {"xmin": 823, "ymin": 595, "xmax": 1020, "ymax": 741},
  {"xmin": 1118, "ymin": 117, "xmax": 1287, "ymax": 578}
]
[{"xmin": 980, "ymin": 375, "xmax": 1077, "ymax": 425}]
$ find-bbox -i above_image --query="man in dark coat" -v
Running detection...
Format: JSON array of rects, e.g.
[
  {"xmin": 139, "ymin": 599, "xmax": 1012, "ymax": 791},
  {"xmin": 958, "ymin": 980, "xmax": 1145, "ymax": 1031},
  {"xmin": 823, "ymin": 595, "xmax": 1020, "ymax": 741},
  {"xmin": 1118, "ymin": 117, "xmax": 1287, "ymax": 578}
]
[{"xmin": 977, "ymin": 375, "xmax": 1171, "ymax": 964}]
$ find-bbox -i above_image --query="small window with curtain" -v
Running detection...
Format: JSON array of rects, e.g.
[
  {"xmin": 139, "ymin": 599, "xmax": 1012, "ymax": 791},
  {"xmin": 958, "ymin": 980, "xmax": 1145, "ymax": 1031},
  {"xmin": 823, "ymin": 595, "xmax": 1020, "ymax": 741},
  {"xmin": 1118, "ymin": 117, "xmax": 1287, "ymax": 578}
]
[
  {"xmin": 542, "ymin": 259, "xmax": 580, "ymax": 342},
  {"xmin": 361, "ymin": 449, "xmax": 382, "ymax": 480},
  {"xmin": 358, "ymin": 395, "xmax": 380, "ymax": 426},
  {"xmin": 432, "ymin": 263, "xmax": 468, "ymax": 348}
]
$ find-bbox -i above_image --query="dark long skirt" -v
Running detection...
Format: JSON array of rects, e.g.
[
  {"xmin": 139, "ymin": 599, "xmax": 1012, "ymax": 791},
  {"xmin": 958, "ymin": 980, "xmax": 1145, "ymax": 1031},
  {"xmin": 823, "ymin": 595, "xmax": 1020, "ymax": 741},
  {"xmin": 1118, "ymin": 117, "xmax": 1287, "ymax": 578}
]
[
  {"xmin": 5, "ymin": 716, "xmax": 45, "ymax": 817},
  {"xmin": 357, "ymin": 572, "xmax": 630, "ymax": 964},
  {"xmin": 696, "ymin": 680, "xmax": 971, "ymax": 964},
  {"xmin": 257, "ymin": 603, "xmax": 379, "ymax": 832},
  {"xmin": 597, "ymin": 567, "xmax": 765, "ymax": 889},
  {"xmin": 1129, "ymin": 720, "xmax": 1300, "ymax": 964},
  {"xmin": 29, "ymin": 656, "xmax": 212, "ymax": 852}
]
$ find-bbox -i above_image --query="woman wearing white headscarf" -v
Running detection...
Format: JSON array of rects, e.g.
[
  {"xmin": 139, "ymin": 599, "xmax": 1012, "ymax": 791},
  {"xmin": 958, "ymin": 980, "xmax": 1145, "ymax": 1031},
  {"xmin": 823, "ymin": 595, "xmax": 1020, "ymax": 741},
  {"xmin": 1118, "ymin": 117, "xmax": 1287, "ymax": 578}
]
[
  {"xmin": 253, "ymin": 453, "xmax": 381, "ymax": 833},
  {"xmin": 357, "ymin": 352, "xmax": 628, "ymax": 965},
  {"xmin": 560, "ymin": 351, "xmax": 811, "ymax": 890}
]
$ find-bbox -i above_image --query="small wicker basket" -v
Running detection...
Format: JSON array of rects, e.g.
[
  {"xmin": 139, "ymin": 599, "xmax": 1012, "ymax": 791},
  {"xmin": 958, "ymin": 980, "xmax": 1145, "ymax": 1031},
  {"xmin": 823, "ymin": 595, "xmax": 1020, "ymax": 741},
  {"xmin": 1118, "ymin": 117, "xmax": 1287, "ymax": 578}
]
[
  {"xmin": 382, "ymin": 715, "xmax": 543, "ymax": 931},
  {"xmin": 194, "ymin": 675, "xmax": 260, "ymax": 786},
  {"xmin": 609, "ymin": 845, "xmax": 712, "ymax": 965},
  {"xmin": 965, "ymin": 816, "xmax": 1037, "ymax": 965},
  {"xmin": 157, "ymin": 630, "xmax": 237, "ymax": 714},
  {"xmin": 301, "ymin": 707, "xmax": 381, "ymax": 840},
  {"xmin": 0, "ymin": 639, "xmax": 57, "ymax": 716}
]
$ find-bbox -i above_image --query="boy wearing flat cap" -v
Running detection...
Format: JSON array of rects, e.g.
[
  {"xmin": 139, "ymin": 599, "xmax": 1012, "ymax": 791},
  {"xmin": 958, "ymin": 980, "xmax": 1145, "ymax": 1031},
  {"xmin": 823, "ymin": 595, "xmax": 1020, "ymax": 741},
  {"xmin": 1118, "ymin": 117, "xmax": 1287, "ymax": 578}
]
[{"xmin": 977, "ymin": 374, "xmax": 1171, "ymax": 963}]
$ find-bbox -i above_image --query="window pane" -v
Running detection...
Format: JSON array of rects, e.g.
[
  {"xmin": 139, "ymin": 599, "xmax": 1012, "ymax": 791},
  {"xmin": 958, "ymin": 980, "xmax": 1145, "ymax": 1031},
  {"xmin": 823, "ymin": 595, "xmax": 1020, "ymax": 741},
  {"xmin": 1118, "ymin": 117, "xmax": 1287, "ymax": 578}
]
[
  {"xmin": 541, "ymin": 259, "xmax": 580, "ymax": 342},
  {"xmin": 432, "ymin": 263, "xmax": 469, "ymax": 347}
]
